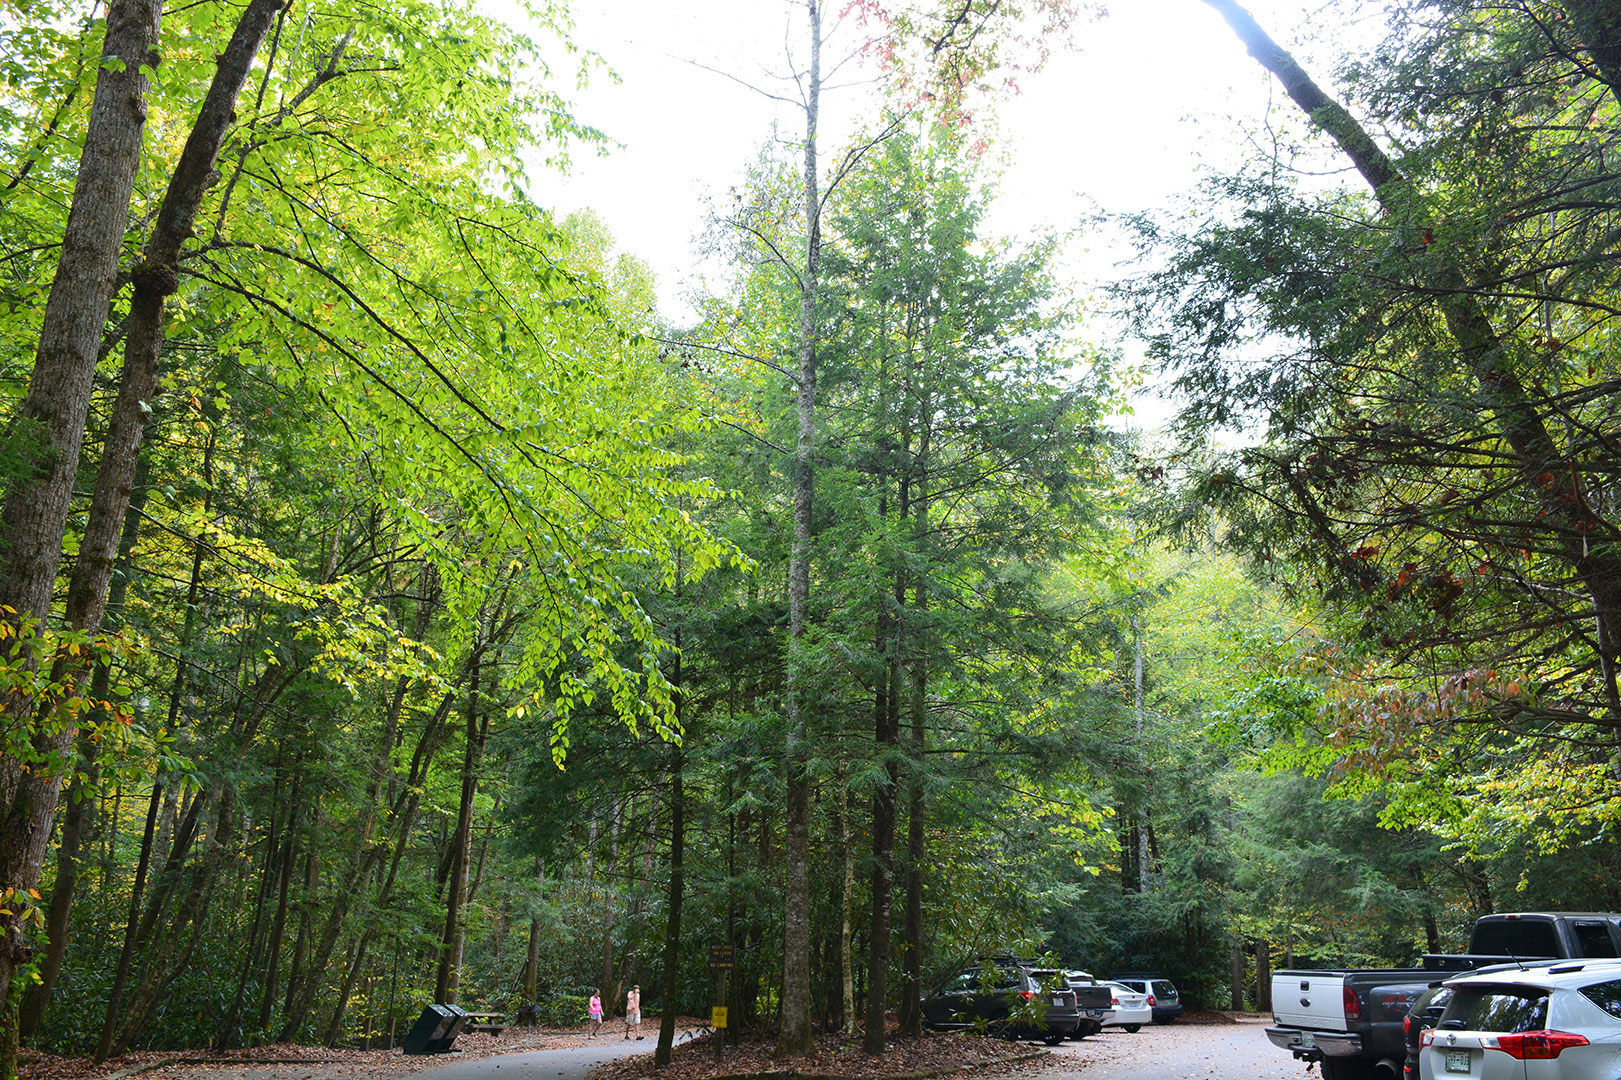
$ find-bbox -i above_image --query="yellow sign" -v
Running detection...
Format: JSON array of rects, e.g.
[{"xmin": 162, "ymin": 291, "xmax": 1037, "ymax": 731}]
[{"xmin": 711, "ymin": 1007, "xmax": 729, "ymax": 1029}]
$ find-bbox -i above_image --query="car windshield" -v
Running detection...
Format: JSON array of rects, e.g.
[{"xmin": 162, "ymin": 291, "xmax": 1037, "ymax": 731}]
[
  {"xmin": 1441, "ymin": 985, "xmax": 1548, "ymax": 1033},
  {"xmin": 1119, "ymin": 980, "xmax": 1146, "ymax": 993},
  {"xmin": 1029, "ymin": 969, "xmax": 1065, "ymax": 990},
  {"xmin": 1158, "ymin": 982, "xmax": 1178, "ymax": 997}
]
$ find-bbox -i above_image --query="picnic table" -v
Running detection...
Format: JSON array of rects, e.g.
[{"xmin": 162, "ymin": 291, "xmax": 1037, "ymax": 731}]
[{"xmin": 461, "ymin": 1011, "xmax": 506, "ymax": 1036}]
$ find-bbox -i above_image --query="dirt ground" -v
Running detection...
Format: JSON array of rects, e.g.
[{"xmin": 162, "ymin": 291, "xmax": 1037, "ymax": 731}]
[
  {"xmin": 20, "ymin": 1012, "xmax": 1288, "ymax": 1080},
  {"xmin": 18, "ymin": 1020, "xmax": 695, "ymax": 1080}
]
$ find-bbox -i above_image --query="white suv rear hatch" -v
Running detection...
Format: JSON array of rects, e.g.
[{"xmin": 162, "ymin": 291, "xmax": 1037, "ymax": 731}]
[{"xmin": 1272, "ymin": 972, "xmax": 1351, "ymax": 1032}]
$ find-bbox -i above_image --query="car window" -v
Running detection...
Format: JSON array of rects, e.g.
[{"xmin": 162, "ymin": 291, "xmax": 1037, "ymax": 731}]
[
  {"xmin": 1158, "ymin": 981, "xmax": 1178, "ymax": 997},
  {"xmin": 988, "ymin": 967, "xmax": 1020, "ymax": 990},
  {"xmin": 1413, "ymin": 986, "xmax": 1451, "ymax": 1017},
  {"xmin": 1119, "ymin": 980, "xmax": 1145, "ymax": 993},
  {"xmin": 1470, "ymin": 919, "xmax": 1560, "ymax": 958},
  {"xmin": 1029, "ymin": 969, "xmax": 1065, "ymax": 990},
  {"xmin": 1575, "ymin": 922, "xmax": 1618, "ymax": 957},
  {"xmin": 940, "ymin": 970, "xmax": 978, "ymax": 994},
  {"xmin": 1441, "ymin": 986, "xmax": 1548, "ymax": 1033},
  {"xmin": 1580, "ymin": 978, "xmax": 1621, "ymax": 1018}
]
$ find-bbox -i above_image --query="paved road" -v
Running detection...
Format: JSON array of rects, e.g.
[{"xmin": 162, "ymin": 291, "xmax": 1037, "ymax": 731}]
[
  {"xmin": 1030, "ymin": 1017, "xmax": 1313, "ymax": 1080},
  {"xmin": 408, "ymin": 1033, "xmax": 686, "ymax": 1080}
]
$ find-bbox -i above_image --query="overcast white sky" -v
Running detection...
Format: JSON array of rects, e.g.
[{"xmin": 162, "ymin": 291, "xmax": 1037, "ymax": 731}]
[{"xmin": 513, "ymin": 0, "xmax": 1379, "ymax": 422}]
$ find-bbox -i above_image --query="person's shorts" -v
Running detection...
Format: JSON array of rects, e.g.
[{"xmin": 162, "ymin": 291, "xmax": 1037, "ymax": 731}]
[{"xmin": 627, "ymin": 1011, "xmax": 641, "ymax": 1025}]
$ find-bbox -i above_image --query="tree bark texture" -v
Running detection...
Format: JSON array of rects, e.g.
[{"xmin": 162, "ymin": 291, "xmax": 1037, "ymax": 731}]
[
  {"xmin": 0, "ymin": 0, "xmax": 163, "ymax": 1036},
  {"xmin": 435, "ymin": 649, "xmax": 484, "ymax": 1004},
  {"xmin": 655, "ymin": 746, "xmax": 684, "ymax": 1065},
  {"xmin": 863, "ymin": 607, "xmax": 899, "ymax": 1054},
  {"xmin": 778, "ymin": 0, "xmax": 823, "ymax": 1058},
  {"xmin": 18, "ymin": 457, "xmax": 152, "ymax": 1040}
]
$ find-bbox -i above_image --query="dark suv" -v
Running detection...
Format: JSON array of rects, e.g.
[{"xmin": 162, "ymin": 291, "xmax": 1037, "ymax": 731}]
[
  {"xmin": 922, "ymin": 962, "xmax": 1081, "ymax": 1044},
  {"xmin": 1111, "ymin": 973, "xmax": 1183, "ymax": 1024}
]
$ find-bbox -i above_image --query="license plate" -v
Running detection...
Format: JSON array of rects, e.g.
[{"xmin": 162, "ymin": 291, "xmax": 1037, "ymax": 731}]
[
  {"xmin": 1052, "ymin": 997, "xmax": 1064, "ymax": 1006},
  {"xmin": 1297, "ymin": 1032, "xmax": 1315, "ymax": 1049},
  {"xmin": 1445, "ymin": 1048, "xmax": 1471, "ymax": 1073}
]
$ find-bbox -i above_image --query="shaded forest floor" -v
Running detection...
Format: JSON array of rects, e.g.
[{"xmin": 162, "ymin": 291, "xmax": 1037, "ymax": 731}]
[
  {"xmin": 19, "ymin": 1014, "xmax": 1254, "ymax": 1080},
  {"xmin": 592, "ymin": 1026, "xmax": 1054, "ymax": 1080},
  {"xmin": 18, "ymin": 1019, "xmax": 683, "ymax": 1080}
]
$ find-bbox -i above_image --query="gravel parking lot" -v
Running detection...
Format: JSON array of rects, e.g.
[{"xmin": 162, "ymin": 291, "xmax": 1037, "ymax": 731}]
[{"xmin": 1030, "ymin": 1016, "xmax": 1314, "ymax": 1080}]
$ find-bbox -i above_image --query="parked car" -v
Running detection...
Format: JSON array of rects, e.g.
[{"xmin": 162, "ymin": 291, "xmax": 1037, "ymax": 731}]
[
  {"xmin": 1112, "ymin": 973, "xmax": 1184, "ymax": 1024},
  {"xmin": 1268, "ymin": 911, "xmax": 1621, "ymax": 1080},
  {"xmin": 1403, "ymin": 985, "xmax": 1451, "ymax": 1080},
  {"xmin": 1100, "ymin": 980, "xmax": 1152, "ymax": 1032},
  {"xmin": 1062, "ymin": 970, "xmax": 1113, "ymax": 1038},
  {"xmin": 1417, "ymin": 959, "xmax": 1621, "ymax": 1079},
  {"xmin": 921, "ymin": 962, "xmax": 1082, "ymax": 1044}
]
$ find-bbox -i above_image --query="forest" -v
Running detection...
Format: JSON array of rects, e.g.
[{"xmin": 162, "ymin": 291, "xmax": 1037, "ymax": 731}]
[{"xmin": 2, "ymin": 0, "xmax": 1620, "ymax": 1076}]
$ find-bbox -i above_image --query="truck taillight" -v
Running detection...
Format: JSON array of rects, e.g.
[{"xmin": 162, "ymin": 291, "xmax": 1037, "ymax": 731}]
[
  {"xmin": 1343, "ymin": 985, "xmax": 1362, "ymax": 1022},
  {"xmin": 1403, "ymin": 1015, "xmax": 1411, "ymax": 1035},
  {"xmin": 1487, "ymin": 1030, "xmax": 1589, "ymax": 1060},
  {"xmin": 1020, "ymin": 991, "xmax": 1034, "ymax": 1000}
]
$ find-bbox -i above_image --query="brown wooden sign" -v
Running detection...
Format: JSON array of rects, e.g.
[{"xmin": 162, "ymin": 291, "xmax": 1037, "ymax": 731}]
[{"xmin": 708, "ymin": 943, "xmax": 736, "ymax": 970}]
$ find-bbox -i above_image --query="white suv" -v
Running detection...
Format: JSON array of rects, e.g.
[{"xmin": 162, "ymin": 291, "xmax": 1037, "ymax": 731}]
[{"xmin": 1419, "ymin": 959, "xmax": 1621, "ymax": 1078}]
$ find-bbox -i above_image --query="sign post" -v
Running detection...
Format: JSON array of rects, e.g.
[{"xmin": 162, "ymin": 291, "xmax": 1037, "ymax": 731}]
[{"xmin": 708, "ymin": 943, "xmax": 736, "ymax": 1063}]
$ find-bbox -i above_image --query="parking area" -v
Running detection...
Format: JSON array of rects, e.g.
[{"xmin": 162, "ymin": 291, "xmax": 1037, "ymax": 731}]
[{"xmin": 1031, "ymin": 1016, "xmax": 1312, "ymax": 1080}]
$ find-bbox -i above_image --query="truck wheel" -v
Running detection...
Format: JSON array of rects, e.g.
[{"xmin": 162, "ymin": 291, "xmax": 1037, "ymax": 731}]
[
  {"xmin": 1320, "ymin": 1059, "xmax": 1371, "ymax": 1080},
  {"xmin": 1123, "ymin": 1024, "xmax": 1140, "ymax": 1033}
]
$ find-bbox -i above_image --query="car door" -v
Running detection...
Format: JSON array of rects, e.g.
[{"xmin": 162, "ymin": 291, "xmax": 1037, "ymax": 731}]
[
  {"xmin": 924, "ymin": 969, "xmax": 980, "ymax": 1029},
  {"xmin": 969, "ymin": 965, "xmax": 1022, "ymax": 1027}
]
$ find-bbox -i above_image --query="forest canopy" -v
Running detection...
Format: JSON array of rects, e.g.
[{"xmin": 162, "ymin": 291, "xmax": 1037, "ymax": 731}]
[{"xmin": 2, "ymin": 0, "xmax": 1620, "ymax": 1076}]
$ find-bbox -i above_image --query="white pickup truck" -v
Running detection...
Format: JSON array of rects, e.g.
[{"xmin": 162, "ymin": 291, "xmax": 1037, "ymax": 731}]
[{"xmin": 1266, "ymin": 912, "xmax": 1621, "ymax": 1080}]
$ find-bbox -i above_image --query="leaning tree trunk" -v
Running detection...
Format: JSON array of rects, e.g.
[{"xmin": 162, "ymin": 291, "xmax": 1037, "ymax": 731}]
[{"xmin": 1205, "ymin": 0, "xmax": 1621, "ymax": 701}]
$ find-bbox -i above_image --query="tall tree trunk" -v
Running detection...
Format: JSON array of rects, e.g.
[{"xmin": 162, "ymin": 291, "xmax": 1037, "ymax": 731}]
[
  {"xmin": 434, "ymin": 648, "xmax": 484, "ymax": 1004},
  {"xmin": 897, "ymin": 372, "xmax": 930, "ymax": 1040},
  {"xmin": 837, "ymin": 781, "xmax": 855, "ymax": 1038},
  {"xmin": 863, "ymin": 610, "xmax": 899, "ymax": 1053},
  {"xmin": 523, "ymin": 858, "xmax": 544, "ymax": 1005},
  {"xmin": 259, "ymin": 767, "xmax": 303, "ymax": 1034},
  {"xmin": 655, "ymin": 748, "xmax": 684, "ymax": 1065},
  {"xmin": 778, "ymin": 0, "xmax": 823, "ymax": 1057},
  {"xmin": 0, "ymin": 0, "xmax": 163, "ymax": 1045},
  {"xmin": 1132, "ymin": 611, "xmax": 1151, "ymax": 892},
  {"xmin": 19, "ymin": 454, "xmax": 152, "ymax": 1040}
]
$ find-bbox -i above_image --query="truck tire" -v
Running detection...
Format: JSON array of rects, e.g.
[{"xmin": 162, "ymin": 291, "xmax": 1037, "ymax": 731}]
[{"xmin": 1320, "ymin": 1058, "xmax": 1371, "ymax": 1080}]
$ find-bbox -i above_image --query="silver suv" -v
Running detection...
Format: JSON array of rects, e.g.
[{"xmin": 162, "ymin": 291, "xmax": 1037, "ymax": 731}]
[
  {"xmin": 1112, "ymin": 974, "xmax": 1183, "ymax": 1024},
  {"xmin": 1419, "ymin": 959, "xmax": 1621, "ymax": 1078}
]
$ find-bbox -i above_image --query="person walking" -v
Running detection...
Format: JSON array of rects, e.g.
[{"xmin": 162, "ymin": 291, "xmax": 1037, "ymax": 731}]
[
  {"xmin": 624, "ymin": 985, "xmax": 641, "ymax": 1040},
  {"xmin": 588, "ymin": 990, "xmax": 603, "ymax": 1038}
]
